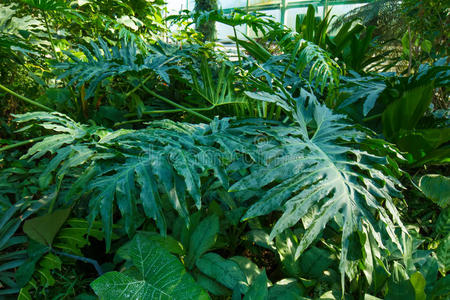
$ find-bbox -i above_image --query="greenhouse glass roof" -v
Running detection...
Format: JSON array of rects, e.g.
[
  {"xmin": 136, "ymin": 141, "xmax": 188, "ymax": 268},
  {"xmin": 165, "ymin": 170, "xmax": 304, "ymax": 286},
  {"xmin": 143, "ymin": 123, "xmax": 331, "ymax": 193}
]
[{"xmin": 166, "ymin": 0, "xmax": 372, "ymax": 40}]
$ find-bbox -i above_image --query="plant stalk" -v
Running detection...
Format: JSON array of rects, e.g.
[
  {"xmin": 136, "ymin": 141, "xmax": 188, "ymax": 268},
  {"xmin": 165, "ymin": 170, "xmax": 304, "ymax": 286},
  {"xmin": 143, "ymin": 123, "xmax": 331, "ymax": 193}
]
[
  {"xmin": 43, "ymin": 11, "xmax": 60, "ymax": 62},
  {"xmin": 52, "ymin": 249, "xmax": 103, "ymax": 276},
  {"xmin": 0, "ymin": 136, "xmax": 46, "ymax": 153},
  {"xmin": 407, "ymin": 24, "xmax": 412, "ymax": 76},
  {"xmin": 0, "ymin": 83, "xmax": 53, "ymax": 111},
  {"xmin": 123, "ymin": 106, "xmax": 216, "ymax": 118},
  {"xmin": 362, "ymin": 113, "xmax": 383, "ymax": 122},
  {"xmin": 233, "ymin": 26, "xmax": 242, "ymax": 66},
  {"xmin": 141, "ymin": 86, "xmax": 212, "ymax": 122}
]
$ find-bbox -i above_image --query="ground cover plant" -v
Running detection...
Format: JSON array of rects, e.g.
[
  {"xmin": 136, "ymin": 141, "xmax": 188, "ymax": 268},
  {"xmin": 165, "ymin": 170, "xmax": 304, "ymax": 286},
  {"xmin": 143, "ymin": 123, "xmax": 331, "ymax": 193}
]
[{"xmin": 0, "ymin": 1, "xmax": 449, "ymax": 299}]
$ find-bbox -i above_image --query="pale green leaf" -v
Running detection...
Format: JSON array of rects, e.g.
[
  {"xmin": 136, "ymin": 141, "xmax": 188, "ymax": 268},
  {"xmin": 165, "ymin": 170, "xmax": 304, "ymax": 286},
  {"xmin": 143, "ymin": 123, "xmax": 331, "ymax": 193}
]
[
  {"xmin": 419, "ymin": 174, "xmax": 450, "ymax": 208},
  {"xmin": 91, "ymin": 233, "xmax": 209, "ymax": 300}
]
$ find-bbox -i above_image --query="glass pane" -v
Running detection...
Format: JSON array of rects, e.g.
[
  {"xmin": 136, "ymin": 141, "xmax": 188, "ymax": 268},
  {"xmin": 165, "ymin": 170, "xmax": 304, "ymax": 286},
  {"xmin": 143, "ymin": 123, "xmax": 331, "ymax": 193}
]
[
  {"xmin": 284, "ymin": 7, "xmax": 308, "ymax": 30},
  {"xmin": 216, "ymin": 23, "xmax": 246, "ymax": 40},
  {"xmin": 187, "ymin": 0, "xmax": 196, "ymax": 10},
  {"xmin": 218, "ymin": 0, "xmax": 247, "ymax": 9},
  {"xmin": 249, "ymin": 0, "xmax": 281, "ymax": 6},
  {"xmin": 328, "ymin": 3, "xmax": 367, "ymax": 17},
  {"xmin": 166, "ymin": 0, "xmax": 187, "ymax": 14}
]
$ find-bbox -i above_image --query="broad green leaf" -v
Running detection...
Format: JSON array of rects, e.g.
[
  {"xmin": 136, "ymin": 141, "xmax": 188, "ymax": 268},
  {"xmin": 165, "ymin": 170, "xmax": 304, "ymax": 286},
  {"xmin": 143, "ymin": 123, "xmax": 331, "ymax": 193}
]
[
  {"xmin": 338, "ymin": 74, "xmax": 387, "ymax": 117},
  {"xmin": 409, "ymin": 272, "xmax": 426, "ymax": 300},
  {"xmin": 382, "ymin": 83, "xmax": 434, "ymax": 142},
  {"xmin": 23, "ymin": 208, "xmax": 71, "ymax": 246},
  {"xmin": 275, "ymin": 230, "xmax": 301, "ymax": 277},
  {"xmin": 91, "ymin": 233, "xmax": 209, "ymax": 300},
  {"xmin": 52, "ymin": 218, "xmax": 104, "ymax": 256},
  {"xmin": 299, "ymin": 246, "xmax": 334, "ymax": 279},
  {"xmin": 436, "ymin": 234, "xmax": 450, "ymax": 273},
  {"xmin": 385, "ymin": 262, "xmax": 415, "ymax": 300},
  {"xmin": 116, "ymin": 16, "xmax": 142, "ymax": 31},
  {"xmin": 230, "ymin": 256, "xmax": 262, "ymax": 286},
  {"xmin": 196, "ymin": 253, "xmax": 247, "ymax": 292},
  {"xmin": 268, "ymin": 279, "xmax": 306, "ymax": 300},
  {"xmin": 243, "ymin": 230, "xmax": 276, "ymax": 251},
  {"xmin": 319, "ymin": 290, "xmax": 343, "ymax": 299},
  {"xmin": 193, "ymin": 271, "xmax": 231, "ymax": 296},
  {"xmin": 243, "ymin": 270, "xmax": 268, "ymax": 300},
  {"xmin": 436, "ymin": 208, "xmax": 450, "ymax": 235},
  {"xmin": 245, "ymin": 91, "xmax": 293, "ymax": 113},
  {"xmin": 419, "ymin": 174, "xmax": 450, "ymax": 208},
  {"xmin": 186, "ymin": 214, "xmax": 219, "ymax": 269},
  {"xmin": 138, "ymin": 232, "xmax": 184, "ymax": 255},
  {"xmin": 55, "ymin": 38, "xmax": 178, "ymax": 99}
]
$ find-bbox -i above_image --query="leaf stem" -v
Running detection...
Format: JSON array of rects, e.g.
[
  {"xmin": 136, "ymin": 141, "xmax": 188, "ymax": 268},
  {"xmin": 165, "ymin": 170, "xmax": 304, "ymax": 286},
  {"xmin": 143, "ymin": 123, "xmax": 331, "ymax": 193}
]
[
  {"xmin": 123, "ymin": 106, "xmax": 216, "ymax": 118},
  {"xmin": 141, "ymin": 86, "xmax": 212, "ymax": 122},
  {"xmin": 233, "ymin": 26, "xmax": 242, "ymax": 66},
  {"xmin": 126, "ymin": 74, "xmax": 154, "ymax": 98},
  {"xmin": 43, "ymin": 11, "xmax": 59, "ymax": 62},
  {"xmin": 362, "ymin": 113, "xmax": 382, "ymax": 122},
  {"xmin": 0, "ymin": 136, "xmax": 46, "ymax": 153},
  {"xmin": 51, "ymin": 249, "xmax": 103, "ymax": 276},
  {"xmin": 0, "ymin": 83, "xmax": 53, "ymax": 111}
]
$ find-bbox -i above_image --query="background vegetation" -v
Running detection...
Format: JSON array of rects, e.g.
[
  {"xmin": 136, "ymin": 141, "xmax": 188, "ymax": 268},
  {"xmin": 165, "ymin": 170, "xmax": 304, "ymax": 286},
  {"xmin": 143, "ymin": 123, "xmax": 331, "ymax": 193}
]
[{"xmin": 0, "ymin": 0, "xmax": 448, "ymax": 299}]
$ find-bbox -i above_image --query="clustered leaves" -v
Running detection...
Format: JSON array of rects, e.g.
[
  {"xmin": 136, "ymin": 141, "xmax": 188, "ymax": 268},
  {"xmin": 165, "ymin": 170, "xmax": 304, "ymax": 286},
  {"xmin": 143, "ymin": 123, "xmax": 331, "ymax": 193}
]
[{"xmin": 0, "ymin": 1, "xmax": 449, "ymax": 299}]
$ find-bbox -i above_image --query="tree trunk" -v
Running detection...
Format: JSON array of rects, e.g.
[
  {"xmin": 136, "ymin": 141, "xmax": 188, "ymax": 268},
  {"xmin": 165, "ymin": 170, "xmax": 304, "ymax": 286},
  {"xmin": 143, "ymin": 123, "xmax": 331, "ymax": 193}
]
[{"xmin": 194, "ymin": 0, "xmax": 218, "ymax": 41}]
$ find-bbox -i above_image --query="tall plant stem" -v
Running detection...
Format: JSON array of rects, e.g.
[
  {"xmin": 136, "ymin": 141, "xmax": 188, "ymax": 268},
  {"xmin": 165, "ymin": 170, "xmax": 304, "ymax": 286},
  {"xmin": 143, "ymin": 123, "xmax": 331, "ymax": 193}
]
[
  {"xmin": 42, "ymin": 11, "xmax": 81, "ymax": 111},
  {"xmin": 407, "ymin": 24, "xmax": 412, "ymax": 76},
  {"xmin": 362, "ymin": 113, "xmax": 382, "ymax": 122},
  {"xmin": 43, "ymin": 11, "xmax": 59, "ymax": 62},
  {"xmin": 233, "ymin": 26, "xmax": 242, "ymax": 66},
  {"xmin": 0, "ymin": 83, "xmax": 53, "ymax": 111},
  {"xmin": 141, "ymin": 85, "xmax": 212, "ymax": 122},
  {"xmin": 0, "ymin": 136, "xmax": 46, "ymax": 153},
  {"xmin": 52, "ymin": 249, "xmax": 103, "ymax": 276},
  {"xmin": 124, "ymin": 106, "xmax": 216, "ymax": 118}
]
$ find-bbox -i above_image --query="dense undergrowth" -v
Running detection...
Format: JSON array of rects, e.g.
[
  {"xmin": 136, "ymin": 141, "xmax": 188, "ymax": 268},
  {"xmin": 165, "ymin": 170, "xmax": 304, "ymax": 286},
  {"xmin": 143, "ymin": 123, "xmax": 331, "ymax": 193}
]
[{"xmin": 0, "ymin": 0, "xmax": 449, "ymax": 299}]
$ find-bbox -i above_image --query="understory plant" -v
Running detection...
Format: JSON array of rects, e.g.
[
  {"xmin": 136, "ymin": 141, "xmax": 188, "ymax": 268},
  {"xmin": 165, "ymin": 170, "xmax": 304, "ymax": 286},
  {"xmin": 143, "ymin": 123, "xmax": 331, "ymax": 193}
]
[{"xmin": 0, "ymin": 2, "xmax": 448, "ymax": 299}]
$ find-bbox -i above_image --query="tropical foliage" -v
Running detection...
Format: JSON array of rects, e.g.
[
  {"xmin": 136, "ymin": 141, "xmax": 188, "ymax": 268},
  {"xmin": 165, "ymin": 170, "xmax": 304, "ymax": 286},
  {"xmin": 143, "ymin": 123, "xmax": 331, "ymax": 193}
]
[{"xmin": 0, "ymin": 1, "xmax": 448, "ymax": 299}]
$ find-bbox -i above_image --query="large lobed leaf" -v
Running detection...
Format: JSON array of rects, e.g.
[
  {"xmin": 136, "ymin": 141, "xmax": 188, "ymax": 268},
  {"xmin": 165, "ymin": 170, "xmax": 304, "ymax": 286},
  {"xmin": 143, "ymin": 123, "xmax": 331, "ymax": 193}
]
[
  {"xmin": 10, "ymin": 113, "xmax": 237, "ymax": 251},
  {"xmin": 229, "ymin": 96, "xmax": 406, "ymax": 283},
  {"xmin": 11, "ymin": 99, "xmax": 407, "ymax": 284}
]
